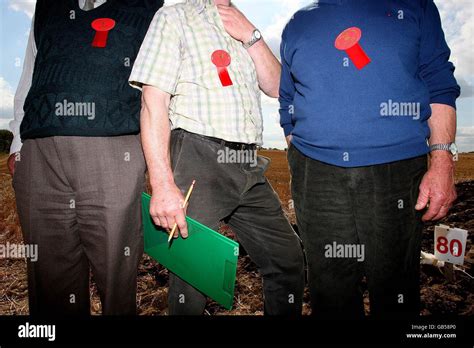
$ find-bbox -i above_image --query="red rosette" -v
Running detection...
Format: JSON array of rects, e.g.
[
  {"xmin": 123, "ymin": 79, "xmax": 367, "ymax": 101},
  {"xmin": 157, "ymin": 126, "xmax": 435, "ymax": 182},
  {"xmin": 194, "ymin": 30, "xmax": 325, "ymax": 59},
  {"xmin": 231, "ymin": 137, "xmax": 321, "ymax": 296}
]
[
  {"xmin": 335, "ymin": 27, "xmax": 371, "ymax": 70},
  {"xmin": 211, "ymin": 50, "xmax": 233, "ymax": 87},
  {"xmin": 91, "ymin": 18, "xmax": 116, "ymax": 48}
]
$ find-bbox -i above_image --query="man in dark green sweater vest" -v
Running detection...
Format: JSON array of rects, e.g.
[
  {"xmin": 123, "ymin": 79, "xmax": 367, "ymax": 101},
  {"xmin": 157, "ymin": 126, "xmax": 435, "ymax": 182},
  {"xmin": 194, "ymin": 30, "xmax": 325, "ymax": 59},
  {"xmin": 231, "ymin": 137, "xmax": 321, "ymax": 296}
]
[{"xmin": 8, "ymin": 0, "xmax": 163, "ymax": 316}]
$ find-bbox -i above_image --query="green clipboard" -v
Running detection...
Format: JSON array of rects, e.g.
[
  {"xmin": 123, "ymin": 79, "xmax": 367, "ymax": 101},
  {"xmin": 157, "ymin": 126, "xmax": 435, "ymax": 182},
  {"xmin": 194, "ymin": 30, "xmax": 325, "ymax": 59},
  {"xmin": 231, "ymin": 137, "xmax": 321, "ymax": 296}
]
[{"xmin": 141, "ymin": 192, "xmax": 239, "ymax": 310}]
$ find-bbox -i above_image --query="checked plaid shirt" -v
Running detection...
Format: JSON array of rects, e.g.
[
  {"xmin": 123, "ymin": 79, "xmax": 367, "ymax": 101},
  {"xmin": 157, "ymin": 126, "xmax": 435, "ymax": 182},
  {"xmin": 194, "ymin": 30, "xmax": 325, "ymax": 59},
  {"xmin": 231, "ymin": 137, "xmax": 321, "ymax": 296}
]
[{"xmin": 129, "ymin": 0, "xmax": 263, "ymax": 145}]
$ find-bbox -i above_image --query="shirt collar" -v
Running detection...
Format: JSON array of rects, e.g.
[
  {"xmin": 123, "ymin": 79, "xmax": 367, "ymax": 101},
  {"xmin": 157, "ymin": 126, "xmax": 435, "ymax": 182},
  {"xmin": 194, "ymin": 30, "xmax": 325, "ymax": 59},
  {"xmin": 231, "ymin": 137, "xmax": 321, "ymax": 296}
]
[
  {"xmin": 79, "ymin": 0, "xmax": 108, "ymax": 10},
  {"xmin": 188, "ymin": 0, "xmax": 235, "ymax": 13},
  {"xmin": 188, "ymin": 0, "xmax": 214, "ymax": 14}
]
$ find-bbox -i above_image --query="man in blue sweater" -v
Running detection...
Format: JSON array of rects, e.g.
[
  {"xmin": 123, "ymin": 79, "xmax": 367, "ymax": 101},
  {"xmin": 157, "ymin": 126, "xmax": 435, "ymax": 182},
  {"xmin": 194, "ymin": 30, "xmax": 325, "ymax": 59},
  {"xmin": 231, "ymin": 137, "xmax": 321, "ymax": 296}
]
[{"xmin": 280, "ymin": 0, "xmax": 460, "ymax": 317}]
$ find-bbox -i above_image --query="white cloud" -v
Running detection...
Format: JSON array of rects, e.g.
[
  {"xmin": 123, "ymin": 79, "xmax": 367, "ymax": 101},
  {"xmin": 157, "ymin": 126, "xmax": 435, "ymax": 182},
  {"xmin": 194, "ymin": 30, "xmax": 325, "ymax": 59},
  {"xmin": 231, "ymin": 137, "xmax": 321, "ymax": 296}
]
[
  {"xmin": 458, "ymin": 126, "xmax": 474, "ymax": 137},
  {"xmin": 0, "ymin": 77, "xmax": 14, "ymax": 120},
  {"xmin": 261, "ymin": 0, "xmax": 313, "ymax": 58},
  {"xmin": 0, "ymin": 119, "xmax": 12, "ymax": 131},
  {"xmin": 8, "ymin": 0, "xmax": 36, "ymax": 18},
  {"xmin": 436, "ymin": 0, "xmax": 474, "ymax": 98},
  {"xmin": 457, "ymin": 126, "xmax": 474, "ymax": 152}
]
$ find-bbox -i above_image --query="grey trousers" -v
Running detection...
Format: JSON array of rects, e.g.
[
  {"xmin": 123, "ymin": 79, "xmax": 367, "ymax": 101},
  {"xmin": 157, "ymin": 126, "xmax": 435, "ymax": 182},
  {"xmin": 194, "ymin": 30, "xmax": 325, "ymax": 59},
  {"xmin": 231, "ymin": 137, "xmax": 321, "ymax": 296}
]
[
  {"xmin": 13, "ymin": 135, "xmax": 146, "ymax": 316},
  {"xmin": 167, "ymin": 129, "xmax": 305, "ymax": 316}
]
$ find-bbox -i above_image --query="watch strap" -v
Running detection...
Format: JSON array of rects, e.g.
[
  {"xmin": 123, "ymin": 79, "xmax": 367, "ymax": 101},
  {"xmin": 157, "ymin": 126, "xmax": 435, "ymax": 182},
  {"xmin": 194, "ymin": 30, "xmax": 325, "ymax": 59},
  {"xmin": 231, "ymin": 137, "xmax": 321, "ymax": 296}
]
[
  {"xmin": 430, "ymin": 144, "xmax": 451, "ymax": 152},
  {"xmin": 243, "ymin": 29, "xmax": 261, "ymax": 49}
]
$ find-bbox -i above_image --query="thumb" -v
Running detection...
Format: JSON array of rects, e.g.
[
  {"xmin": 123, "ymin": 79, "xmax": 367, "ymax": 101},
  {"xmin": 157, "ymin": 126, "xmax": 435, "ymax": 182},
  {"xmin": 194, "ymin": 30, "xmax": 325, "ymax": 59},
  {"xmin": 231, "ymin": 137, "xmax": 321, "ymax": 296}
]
[{"xmin": 415, "ymin": 185, "xmax": 430, "ymax": 210}]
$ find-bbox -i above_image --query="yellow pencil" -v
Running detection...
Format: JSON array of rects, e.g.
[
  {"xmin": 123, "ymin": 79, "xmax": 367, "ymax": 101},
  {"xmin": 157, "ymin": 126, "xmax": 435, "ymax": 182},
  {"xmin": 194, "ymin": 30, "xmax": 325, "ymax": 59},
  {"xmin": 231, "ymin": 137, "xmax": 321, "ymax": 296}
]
[{"xmin": 168, "ymin": 180, "xmax": 196, "ymax": 242}]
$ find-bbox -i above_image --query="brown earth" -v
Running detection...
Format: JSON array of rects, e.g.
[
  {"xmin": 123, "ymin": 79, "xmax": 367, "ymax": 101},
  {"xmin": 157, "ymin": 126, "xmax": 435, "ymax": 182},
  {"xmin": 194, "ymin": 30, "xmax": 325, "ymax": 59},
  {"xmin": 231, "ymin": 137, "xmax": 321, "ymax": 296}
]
[{"xmin": 0, "ymin": 152, "xmax": 472, "ymax": 315}]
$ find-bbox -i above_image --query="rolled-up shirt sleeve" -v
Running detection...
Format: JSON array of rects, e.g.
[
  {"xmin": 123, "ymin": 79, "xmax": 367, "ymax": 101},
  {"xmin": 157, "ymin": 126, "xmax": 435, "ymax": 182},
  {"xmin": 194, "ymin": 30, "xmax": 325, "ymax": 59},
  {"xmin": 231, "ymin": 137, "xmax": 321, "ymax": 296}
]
[
  {"xmin": 279, "ymin": 24, "xmax": 296, "ymax": 137},
  {"xmin": 129, "ymin": 8, "xmax": 182, "ymax": 95},
  {"xmin": 418, "ymin": 0, "xmax": 460, "ymax": 109}
]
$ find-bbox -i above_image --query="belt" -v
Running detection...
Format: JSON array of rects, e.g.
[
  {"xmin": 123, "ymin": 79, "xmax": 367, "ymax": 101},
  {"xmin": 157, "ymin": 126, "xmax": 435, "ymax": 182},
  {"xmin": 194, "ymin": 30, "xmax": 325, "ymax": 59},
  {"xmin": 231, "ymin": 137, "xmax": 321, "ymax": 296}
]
[{"xmin": 205, "ymin": 135, "xmax": 257, "ymax": 152}]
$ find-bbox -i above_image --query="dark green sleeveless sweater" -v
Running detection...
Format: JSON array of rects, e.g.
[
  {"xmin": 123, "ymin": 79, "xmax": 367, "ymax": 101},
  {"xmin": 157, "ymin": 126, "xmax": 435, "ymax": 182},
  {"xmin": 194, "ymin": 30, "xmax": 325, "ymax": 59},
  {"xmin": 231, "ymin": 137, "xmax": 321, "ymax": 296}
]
[{"xmin": 20, "ymin": 0, "xmax": 163, "ymax": 140}]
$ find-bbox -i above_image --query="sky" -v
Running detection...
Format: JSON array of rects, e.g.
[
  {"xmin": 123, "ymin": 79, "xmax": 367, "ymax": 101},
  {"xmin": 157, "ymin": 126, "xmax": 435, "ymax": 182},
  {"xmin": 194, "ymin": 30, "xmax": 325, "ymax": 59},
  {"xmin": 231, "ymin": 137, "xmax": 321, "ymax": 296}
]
[{"xmin": 0, "ymin": 0, "xmax": 473, "ymax": 151}]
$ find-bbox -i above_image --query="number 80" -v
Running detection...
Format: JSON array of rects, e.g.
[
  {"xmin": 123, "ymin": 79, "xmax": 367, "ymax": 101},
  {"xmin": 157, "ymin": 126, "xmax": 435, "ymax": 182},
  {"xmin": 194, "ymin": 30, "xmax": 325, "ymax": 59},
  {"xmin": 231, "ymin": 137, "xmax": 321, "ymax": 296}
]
[{"xmin": 436, "ymin": 236, "xmax": 463, "ymax": 257}]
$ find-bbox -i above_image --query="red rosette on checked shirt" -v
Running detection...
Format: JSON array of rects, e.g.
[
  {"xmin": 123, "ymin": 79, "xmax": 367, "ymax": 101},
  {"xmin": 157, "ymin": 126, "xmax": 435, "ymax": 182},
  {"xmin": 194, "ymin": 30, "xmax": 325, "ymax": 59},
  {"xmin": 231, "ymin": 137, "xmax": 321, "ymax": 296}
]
[{"xmin": 211, "ymin": 50, "xmax": 233, "ymax": 87}]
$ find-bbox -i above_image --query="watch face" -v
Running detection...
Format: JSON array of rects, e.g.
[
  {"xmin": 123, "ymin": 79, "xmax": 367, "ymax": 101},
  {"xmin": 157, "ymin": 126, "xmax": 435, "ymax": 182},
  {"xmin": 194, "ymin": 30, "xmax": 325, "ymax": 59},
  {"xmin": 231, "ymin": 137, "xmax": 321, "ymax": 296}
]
[
  {"xmin": 449, "ymin": 143, "xmax": 458, "ymax": 155},
  {"xmin": 254, "ymin": 30, "xmax": 262, "ymax": 40}
]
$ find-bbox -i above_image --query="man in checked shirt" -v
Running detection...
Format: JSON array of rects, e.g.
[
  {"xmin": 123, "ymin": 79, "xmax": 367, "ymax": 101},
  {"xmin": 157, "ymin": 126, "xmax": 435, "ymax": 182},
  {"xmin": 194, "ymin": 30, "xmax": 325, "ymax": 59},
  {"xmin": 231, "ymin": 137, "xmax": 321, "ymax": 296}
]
[{"xmin": 129, "ymin": 0, "xmax": 304, "ymax": 315}]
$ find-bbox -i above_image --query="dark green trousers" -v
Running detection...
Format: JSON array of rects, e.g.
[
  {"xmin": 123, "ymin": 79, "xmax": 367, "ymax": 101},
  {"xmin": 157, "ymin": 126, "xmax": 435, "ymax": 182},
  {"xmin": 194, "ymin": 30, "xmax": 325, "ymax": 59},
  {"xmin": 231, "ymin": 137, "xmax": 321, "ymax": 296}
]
[{"xmin": 288, "ymin": 144, "xmax": 427, "ymax": 317}]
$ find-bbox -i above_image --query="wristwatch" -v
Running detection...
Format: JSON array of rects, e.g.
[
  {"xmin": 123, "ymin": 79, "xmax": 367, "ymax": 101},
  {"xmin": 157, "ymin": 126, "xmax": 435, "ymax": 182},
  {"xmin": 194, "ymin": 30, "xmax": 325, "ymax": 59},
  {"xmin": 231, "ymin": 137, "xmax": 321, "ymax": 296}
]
[
  {"xmin": 243, "ymin": 29, "xmax": 262, "ymax": 49},
  {"xmin": 429, "ymin": 142, "xmax": 458, "ymax": 157}
]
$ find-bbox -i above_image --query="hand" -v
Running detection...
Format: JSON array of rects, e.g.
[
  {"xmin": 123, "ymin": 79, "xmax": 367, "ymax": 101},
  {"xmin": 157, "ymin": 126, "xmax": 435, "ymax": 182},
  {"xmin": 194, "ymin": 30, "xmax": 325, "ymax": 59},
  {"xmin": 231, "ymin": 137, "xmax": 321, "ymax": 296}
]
[
  {"xmin": 415, "ymin": 152, "xmax": 457, "ymax": 221},
  {"xmin": 286, "ymin": 135, "xmax": 293, "ymax": 147},
  {"xmin": 217, "ymin": 5, "xmax": 255, "ymax": 43},
  {"xmin": 150, "ymin": 181, "xmax": 188, "ymax": 238},
  {"xmin": 8, "ymin": 153, "xmax": 18, "ymax": 176}
]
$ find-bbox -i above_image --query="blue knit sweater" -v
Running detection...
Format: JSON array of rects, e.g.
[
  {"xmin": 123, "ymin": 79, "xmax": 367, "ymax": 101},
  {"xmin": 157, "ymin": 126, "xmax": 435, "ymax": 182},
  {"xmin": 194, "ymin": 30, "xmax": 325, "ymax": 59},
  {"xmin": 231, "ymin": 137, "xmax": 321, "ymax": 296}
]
[{"xmin": 279, "ymin": 0, "xmax": 460, "ymax": 167}]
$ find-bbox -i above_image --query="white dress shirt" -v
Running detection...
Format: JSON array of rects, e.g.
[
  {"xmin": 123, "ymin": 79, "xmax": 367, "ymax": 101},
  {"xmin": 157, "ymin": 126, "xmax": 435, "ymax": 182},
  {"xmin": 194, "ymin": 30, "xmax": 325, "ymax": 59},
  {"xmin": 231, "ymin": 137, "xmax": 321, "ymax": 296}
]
[{"xmin": 9, "ymin": 0, "xmax": 107, "ymax": 154}]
